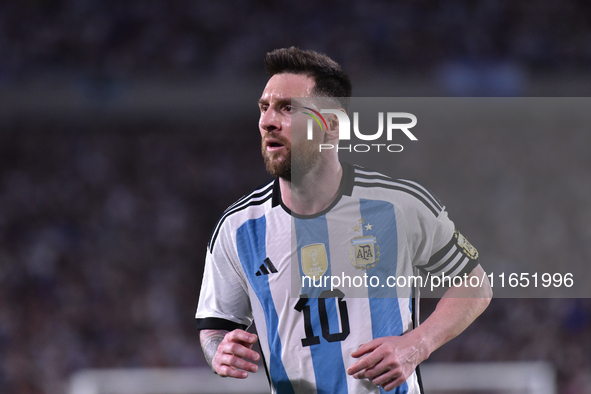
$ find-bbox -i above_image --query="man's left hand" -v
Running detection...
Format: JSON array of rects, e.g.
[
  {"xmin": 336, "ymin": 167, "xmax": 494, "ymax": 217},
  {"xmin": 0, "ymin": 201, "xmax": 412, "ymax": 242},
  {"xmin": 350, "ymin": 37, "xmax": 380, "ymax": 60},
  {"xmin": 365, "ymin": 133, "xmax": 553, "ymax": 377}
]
[{"xmin": 346, "ymin": 334, "xmax": 425, "ymax": 391}]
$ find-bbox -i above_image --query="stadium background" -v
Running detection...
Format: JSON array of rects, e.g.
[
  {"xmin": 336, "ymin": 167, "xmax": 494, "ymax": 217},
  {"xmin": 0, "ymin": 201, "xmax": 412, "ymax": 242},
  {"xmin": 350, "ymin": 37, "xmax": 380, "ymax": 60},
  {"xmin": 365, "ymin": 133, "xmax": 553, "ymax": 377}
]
[{"xmin": 1, "ymin": 1, "xmax": 590, "ymax": 393}]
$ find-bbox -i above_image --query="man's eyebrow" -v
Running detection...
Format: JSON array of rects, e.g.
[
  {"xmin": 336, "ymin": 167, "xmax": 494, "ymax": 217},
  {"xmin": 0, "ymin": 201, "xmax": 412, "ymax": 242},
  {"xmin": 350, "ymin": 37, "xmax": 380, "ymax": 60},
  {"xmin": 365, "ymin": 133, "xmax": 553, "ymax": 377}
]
[{"xmin": 257, "ymin": 98, "xmax": 292, "ymax": 106}]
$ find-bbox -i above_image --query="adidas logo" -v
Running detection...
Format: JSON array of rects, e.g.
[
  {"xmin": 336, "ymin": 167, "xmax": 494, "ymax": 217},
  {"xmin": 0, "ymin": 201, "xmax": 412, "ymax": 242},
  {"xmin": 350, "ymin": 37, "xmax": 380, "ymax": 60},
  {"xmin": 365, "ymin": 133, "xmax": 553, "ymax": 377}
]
[{"xmin": 255, "ymin": 258, "xmax": 278, "ymax": 276}]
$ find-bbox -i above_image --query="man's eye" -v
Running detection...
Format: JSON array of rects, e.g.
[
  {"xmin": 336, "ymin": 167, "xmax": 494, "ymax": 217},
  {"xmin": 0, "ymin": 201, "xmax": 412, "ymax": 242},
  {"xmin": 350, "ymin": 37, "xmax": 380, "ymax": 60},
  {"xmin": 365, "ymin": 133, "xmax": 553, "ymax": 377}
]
[
  {"xmin": 285, "ymin": 105, "xmax": 293, "ymax": 113},
  {"xmin": 260, "ymin": 105, "xmax": 268, "ymax": 112}
]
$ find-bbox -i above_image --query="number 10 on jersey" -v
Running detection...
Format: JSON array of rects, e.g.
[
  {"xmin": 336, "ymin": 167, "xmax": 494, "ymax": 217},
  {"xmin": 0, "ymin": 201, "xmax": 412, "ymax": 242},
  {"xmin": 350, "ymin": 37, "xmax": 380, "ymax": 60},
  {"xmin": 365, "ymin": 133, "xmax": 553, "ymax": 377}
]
[{"xmin": 294, "ymin": 289, "xmax": 350, "ymax": 347}]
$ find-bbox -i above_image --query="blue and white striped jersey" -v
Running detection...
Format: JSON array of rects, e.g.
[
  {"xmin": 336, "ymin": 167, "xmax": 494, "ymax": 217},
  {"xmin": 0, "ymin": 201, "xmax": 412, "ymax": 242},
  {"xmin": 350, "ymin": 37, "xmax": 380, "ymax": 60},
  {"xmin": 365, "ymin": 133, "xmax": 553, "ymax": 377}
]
[{"xmin": 196, "ymin": 162, "xmax": 479, "ymax": 394}]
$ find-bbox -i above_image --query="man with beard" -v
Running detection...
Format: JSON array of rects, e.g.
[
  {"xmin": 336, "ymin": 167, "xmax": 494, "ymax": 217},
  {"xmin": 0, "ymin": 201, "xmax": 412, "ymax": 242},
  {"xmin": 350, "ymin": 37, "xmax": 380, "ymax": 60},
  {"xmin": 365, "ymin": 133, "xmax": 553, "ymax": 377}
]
[{"xmin": 196, "ymin": 47, "xmax": 492, "ymax": 394}]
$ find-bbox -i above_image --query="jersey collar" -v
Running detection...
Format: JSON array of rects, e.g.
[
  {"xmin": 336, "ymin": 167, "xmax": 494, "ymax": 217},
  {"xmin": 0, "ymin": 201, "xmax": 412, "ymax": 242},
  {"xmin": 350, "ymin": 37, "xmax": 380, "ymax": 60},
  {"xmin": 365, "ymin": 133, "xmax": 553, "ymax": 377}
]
[{"xmin": 272, "ymin": 162, "xmax": 355, "ymax": 218}]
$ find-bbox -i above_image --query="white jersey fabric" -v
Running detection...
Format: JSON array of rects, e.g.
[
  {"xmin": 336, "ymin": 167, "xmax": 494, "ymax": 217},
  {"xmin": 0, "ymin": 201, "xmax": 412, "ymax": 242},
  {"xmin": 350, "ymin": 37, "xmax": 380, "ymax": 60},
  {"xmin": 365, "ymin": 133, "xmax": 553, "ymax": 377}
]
[{"xmin": 196, "ymin": 163, "xmax": 479, "ymax": 394}]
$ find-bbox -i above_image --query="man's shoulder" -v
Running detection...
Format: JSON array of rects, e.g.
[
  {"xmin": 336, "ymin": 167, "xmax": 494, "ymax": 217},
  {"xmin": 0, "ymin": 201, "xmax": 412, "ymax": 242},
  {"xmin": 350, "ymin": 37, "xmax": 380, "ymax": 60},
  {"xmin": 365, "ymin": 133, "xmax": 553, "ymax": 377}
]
[
  {"xmin": 221, "ymin": 179, "xmax": 276, "ymax": 216},
  {"xmin": 347, "ymin": 163, "xmax": 444, "ymax": 217},
  {"xmin": 208, "ymin": 179, "xmax": 277, "ymax": 250}
]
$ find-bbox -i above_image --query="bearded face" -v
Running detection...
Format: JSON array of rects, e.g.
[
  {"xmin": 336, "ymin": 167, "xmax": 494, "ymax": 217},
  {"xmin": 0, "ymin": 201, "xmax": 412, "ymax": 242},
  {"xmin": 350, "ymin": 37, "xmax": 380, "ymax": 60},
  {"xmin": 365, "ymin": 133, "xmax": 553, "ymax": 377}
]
[
  {"xmin": 258, "ymin": 74, "xmax": 326, "ymax": 181},
  {"xmin": 261, "ymin": 126, "xmax": 323, "ymax": 182},
  {"xmin": 261, "ymin": 133, "xmax": 292, "ymax": 180}
]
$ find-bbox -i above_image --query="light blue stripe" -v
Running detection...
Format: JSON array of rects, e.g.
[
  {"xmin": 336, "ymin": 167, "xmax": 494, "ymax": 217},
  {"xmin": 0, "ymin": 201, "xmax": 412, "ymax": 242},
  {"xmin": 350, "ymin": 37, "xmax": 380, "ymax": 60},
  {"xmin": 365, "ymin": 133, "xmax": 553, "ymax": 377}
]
[
  {"xmin": 294, "ymin": 216, "xmax": 348, "ymax": 394},
  {"xmin": 237, "ymin": 217, "xmax": 294, "ymax": 394},
  {"xmin": 359, "ymin": 199, "xmax": 408, "ymax": 394}
]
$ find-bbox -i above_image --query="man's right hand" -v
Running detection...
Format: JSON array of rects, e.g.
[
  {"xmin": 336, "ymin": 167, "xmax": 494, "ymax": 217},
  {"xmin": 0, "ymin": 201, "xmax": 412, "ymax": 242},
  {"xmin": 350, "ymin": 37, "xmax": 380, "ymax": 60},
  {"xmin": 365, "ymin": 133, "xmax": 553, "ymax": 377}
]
[{"xmin": 200, "ymin": 329, "xmax": 260, "ymax": 378}]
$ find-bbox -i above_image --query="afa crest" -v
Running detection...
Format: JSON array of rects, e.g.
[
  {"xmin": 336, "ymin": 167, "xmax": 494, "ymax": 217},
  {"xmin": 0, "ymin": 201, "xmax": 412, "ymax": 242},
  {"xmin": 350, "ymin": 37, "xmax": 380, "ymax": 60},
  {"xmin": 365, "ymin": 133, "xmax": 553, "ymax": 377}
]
[
  {"xmin": 350, "ymin": 235, "xmax": 380, "ymax": 270},
  {"xmin": 301, "ymin": 243, "xmax": 328, "ymax": 280}
]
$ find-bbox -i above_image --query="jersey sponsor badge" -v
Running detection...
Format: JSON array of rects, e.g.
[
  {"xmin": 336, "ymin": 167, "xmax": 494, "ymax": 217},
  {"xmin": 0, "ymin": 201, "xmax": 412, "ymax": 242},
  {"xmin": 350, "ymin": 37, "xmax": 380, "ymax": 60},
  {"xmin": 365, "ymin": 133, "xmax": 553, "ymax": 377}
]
[
  {"xmin": 301, "ymin": 243, "xmax": 328, "ymax": 280},
  {"xmin": 350, "ymin": 235, "xmax": 380, "ymax": 270},
  {"xmin": 455, "ymin": 230, "xmax": 479, "ymax": 260}
]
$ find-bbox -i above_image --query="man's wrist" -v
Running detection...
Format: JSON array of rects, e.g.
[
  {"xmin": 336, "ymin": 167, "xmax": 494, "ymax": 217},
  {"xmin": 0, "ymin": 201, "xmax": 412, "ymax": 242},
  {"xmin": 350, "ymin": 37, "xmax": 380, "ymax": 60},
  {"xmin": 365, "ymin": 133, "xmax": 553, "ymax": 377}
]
[
  {"xmin": 408, "ymin": 327, "xmax": 433, "ymax": 364},
  {"xmin": 200, "ymin": 329, "xmax": 228, "ymax": 372}
]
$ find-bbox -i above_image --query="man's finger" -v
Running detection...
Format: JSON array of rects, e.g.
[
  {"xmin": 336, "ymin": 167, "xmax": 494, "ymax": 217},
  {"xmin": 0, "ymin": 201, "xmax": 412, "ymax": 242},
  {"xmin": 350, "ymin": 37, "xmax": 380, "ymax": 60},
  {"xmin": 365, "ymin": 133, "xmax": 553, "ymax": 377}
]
[
  {"xmin": 350, "ymin": 337, "xmax": 384, "ymax": 358},
  {"xmin": 227, "ymin": 329, "xmax": 258, "ymax": 344},
  {"xmin": 218, "ymin": 354, "xmax": 259, "ymax": 373},
  {"xmin": 220, "ymin": 341, "xmax": 260, "ymax": 362},
  {"xmin": 382, "ymin": 375, "xmax": 407, "ymax": 391},
  {"xmin": 347, "ymin": 352, "xmax": 383, "ymax": 376},
  {"xmin": 217, "ymin": 365, "xmax": 250, "ymax": 379},
  {"xmin": 366, "ymin": 365, "xmax": 401, "ymax": 386},
  {"xmin": 364, "ymin": 362, "xmax": 393, "ymax": 381}
]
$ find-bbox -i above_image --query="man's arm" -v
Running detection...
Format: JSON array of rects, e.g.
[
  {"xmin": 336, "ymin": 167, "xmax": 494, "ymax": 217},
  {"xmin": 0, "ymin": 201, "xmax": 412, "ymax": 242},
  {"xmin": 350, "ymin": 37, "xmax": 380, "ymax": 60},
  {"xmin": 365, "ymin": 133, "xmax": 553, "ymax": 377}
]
[
  {"xmin": 200, "ymin": 329, "xmax": 260, "ymax": 378},
  {"xmin": 347, "ymin": 264, "xmax": 492, "ymax": 391}
]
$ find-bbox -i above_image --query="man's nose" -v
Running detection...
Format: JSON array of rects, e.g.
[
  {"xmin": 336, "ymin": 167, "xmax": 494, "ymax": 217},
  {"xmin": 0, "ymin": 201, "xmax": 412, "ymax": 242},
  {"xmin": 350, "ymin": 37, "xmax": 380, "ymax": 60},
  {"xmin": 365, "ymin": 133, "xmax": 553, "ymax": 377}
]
[{"xmin": 260, "ymin": 109, "xmax": 281, "ymax": 133}]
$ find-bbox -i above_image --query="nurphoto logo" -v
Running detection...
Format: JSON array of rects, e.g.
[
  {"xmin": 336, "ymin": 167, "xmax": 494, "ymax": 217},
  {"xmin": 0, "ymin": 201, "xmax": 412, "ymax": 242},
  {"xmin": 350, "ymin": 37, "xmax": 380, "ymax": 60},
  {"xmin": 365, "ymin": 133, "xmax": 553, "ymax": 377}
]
[{"xmin": 305, "ymin": 109, "xmax": 418, "ymax": 153}]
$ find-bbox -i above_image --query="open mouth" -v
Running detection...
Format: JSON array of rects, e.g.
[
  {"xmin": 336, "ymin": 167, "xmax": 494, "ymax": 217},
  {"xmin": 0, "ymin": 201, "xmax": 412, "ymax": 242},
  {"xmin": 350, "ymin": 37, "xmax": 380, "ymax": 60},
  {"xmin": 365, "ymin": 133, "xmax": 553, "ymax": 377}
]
[{"xmin": 266, "ymin": 139, "xmax": 285, "ymax": 151}]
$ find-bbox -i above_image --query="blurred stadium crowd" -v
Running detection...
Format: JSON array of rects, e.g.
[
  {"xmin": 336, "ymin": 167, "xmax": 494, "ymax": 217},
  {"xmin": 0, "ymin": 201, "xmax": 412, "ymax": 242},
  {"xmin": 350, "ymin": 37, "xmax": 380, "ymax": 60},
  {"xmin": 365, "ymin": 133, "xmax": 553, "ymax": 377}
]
[
  {"xmin": 0, "ymin": 125, "xmax": 267, "ymax": 393},
  {"xmin": 1, "ymin": 1, "xmax": 591, "ymax": 394},
  {"xmin": 2, "ymin": 0, "xmax": 591, "ymax": 82}
]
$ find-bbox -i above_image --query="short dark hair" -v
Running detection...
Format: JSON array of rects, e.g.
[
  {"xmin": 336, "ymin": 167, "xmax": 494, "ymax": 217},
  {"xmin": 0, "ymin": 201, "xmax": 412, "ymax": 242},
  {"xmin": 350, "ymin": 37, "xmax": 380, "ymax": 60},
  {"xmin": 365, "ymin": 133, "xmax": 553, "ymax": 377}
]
[{"xmin": 265, "ymin": 47, "xmax": 352, "ymax": 108}]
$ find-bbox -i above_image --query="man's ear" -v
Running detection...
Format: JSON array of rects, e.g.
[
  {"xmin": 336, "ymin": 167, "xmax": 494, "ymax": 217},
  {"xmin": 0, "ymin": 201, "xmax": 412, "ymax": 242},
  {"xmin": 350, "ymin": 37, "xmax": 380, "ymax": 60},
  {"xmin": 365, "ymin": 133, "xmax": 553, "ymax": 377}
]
[{"xmin": 325, "ymin": 108, "xmax": 346, "ymax": 142}]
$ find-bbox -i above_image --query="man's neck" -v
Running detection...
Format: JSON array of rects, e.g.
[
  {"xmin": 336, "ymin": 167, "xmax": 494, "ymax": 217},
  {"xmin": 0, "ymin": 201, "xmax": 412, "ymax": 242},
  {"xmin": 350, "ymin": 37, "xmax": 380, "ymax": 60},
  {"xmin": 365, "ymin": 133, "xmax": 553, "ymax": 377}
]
[{"xmin": 280, "ymin": 160, "xmax": 343, "ymax": 216}]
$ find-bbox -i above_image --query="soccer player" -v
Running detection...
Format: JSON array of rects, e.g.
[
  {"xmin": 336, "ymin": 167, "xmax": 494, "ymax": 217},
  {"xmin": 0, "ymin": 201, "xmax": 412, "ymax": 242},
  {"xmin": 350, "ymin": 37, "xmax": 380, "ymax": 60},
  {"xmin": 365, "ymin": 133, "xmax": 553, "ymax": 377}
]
[{"xmin": 196, "ymin": 47, "xmax": 492, "ymax": 393}]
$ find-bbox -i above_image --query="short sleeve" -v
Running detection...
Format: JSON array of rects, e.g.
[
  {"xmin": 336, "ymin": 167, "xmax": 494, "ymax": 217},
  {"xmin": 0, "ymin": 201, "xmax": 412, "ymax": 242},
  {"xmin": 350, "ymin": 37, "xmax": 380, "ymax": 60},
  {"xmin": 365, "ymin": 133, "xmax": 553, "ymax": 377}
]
[
  {"xmin": 408, "ymin": 200, "xmax": 479, "ymax": 278},
  {"xmin": 195, "ymin": 225, "xmax": 253, "ymax": 331}
]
